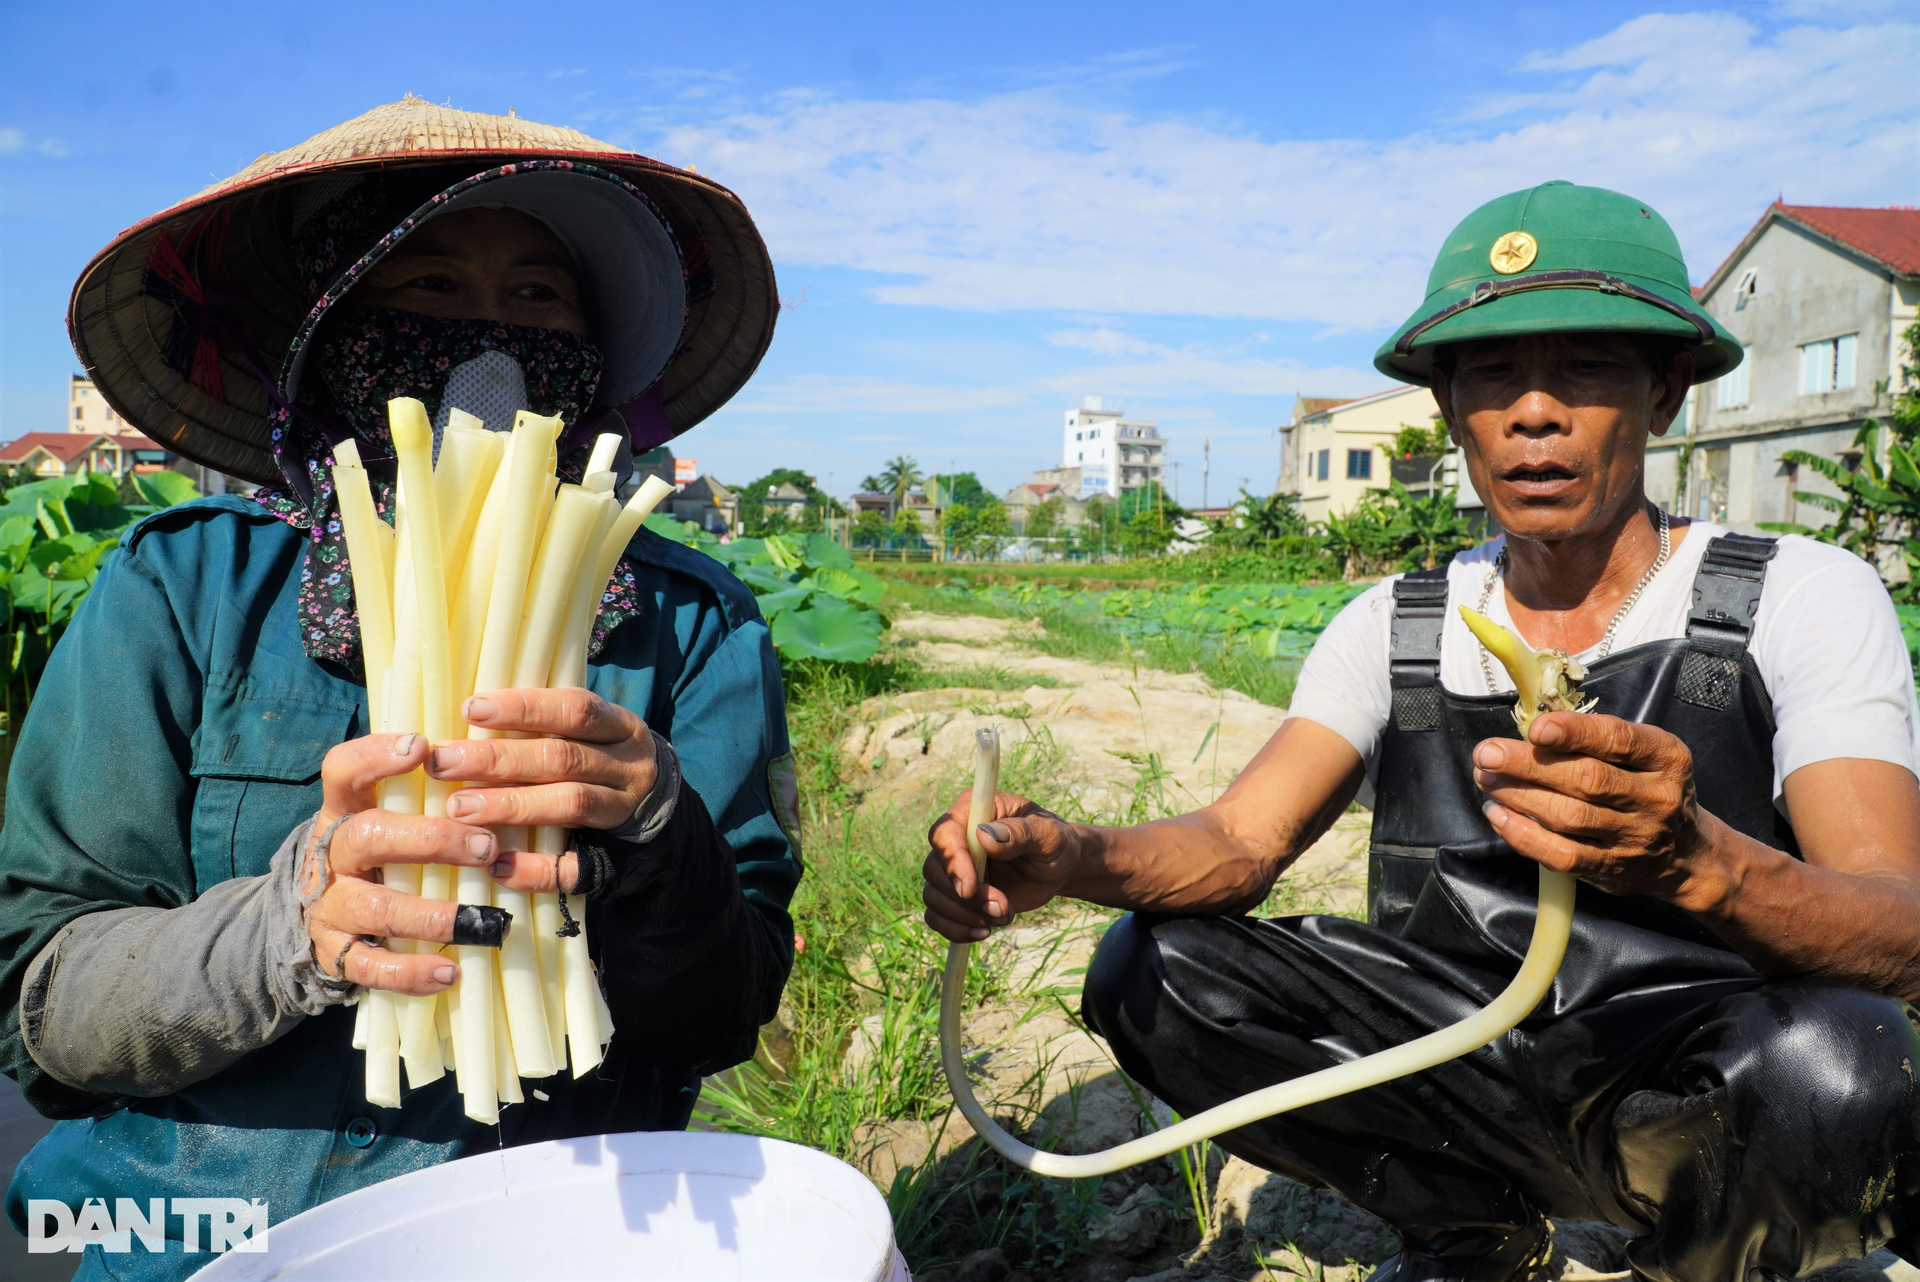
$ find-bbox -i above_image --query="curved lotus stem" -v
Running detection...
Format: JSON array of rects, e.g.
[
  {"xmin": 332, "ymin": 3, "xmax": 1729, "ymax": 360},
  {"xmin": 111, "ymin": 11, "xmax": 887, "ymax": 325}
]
[{"xmin": 939, "ymin": 619, "xmax": 1583, "ymax": 1178}]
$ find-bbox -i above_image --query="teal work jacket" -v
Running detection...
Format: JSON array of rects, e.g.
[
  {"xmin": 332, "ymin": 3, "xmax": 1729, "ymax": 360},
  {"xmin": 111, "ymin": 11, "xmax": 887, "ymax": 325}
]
[{"xmin": 0, "ymin": 497, "xmax": 801, "ymax": 1279}]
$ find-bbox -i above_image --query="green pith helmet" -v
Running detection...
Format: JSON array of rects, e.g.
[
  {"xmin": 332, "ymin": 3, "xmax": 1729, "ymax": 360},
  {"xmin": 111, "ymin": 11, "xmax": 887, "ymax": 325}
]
[{"xmin": 1373, "ymin": 180, "xmax": 1742, "ymax": 385}]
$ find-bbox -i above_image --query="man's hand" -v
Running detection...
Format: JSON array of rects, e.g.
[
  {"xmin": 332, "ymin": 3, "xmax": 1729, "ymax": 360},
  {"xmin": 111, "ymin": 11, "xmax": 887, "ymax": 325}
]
[
  {"xmin": 306, "ymin": 733, "xmax": 501, "ymax": 995},
  {"xmin": 426, "ymin": 688, "xmax": 660, "ymax": 893},
  {"xmin": 922, "ymin": 790, "xmax": 1084, "ymax": 942},
  {"xmin": 1473, "ymin": 709, "xmax": 1716, "ymax": 907}
]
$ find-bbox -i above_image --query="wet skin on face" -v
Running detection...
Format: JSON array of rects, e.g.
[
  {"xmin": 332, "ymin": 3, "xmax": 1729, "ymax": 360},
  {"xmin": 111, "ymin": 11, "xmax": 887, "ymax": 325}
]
[
  {"xmin": 1431, "ymin": 333, "xmax": 1692, "ymax": 546},
  {"xmin": 348, "ymin": 207, "xmax": 587, "ymax": 335}
]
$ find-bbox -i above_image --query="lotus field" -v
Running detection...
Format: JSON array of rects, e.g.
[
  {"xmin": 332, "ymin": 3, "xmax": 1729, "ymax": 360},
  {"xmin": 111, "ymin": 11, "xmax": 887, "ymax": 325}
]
[{"xmin": 969, "ymin": 579, "xmax": 1367, "ymax": 659}]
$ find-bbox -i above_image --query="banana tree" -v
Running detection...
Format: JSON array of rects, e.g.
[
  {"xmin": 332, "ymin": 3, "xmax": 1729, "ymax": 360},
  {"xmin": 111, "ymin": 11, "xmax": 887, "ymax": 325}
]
[{"xmin": 1759, "ymin": 420, "xmax": 1920, "ymax": 600}]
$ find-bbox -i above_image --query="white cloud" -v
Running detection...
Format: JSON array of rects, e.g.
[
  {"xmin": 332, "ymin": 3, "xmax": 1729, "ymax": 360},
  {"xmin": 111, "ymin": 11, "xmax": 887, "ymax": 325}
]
[
  {"xmin": 650, "ymin": 11, "xmax": 1916, "ymax": 329},
  {"xmin": 728, "ymin": 332, "xmax": 1380, "ymax": 419},
  {"xmin": 0, "ymin": 126, "xmax": 69, "ymax": 158}
]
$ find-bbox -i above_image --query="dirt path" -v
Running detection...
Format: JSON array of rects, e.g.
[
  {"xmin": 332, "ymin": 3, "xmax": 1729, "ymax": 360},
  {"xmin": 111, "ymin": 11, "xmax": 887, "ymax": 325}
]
[{"xmin": 844, "ymin": 613, "xmax": 1366, "ymax": 916}]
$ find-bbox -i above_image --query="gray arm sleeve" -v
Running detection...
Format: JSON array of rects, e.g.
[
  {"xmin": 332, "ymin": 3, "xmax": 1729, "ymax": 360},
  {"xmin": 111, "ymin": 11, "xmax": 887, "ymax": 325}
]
[{"xmin": 19, "ymin": 817, "xmax": 358, "ymax": 1097}]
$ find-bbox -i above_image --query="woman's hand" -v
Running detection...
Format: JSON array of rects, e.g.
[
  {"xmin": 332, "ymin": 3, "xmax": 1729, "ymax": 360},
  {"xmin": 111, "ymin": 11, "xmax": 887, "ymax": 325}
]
[
  {"xmin": 922, "ymin": 790, "xmax": 1085, "ymax": 942},
  {"xmin": 425, "ymin": 688, "xmax": 660, "ymax": 895},
  {"xmin": 1473, "ymin": 710, "xmax": 1716, "ymax": 907},
  {"xmin": 306, "ymin": 733, "xmax": 503, "ymax": 994}
]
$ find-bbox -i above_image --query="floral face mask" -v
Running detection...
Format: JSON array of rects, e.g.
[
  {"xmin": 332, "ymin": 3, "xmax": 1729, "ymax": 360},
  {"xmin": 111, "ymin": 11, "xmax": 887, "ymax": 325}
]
[{"xmin": 253, "ymin": 308, "xmax": 650, "ymax": 672}]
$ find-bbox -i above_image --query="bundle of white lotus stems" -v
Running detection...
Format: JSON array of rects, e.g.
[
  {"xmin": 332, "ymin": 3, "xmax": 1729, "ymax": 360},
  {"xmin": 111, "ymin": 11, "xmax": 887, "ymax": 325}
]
[{"xmin": 331, "ymin": 397, "xmax": 674, "ymax": 1123}]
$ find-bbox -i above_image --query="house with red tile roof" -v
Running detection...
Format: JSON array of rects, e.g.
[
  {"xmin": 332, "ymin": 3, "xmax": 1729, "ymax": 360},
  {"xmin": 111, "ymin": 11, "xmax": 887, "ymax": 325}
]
[
  {"xmin": 1674, "ymin": 203, "xmax": 1920, "ymax": 534},
  {"xmin": 0, "ymin": 431, "xmax": 171, "ymax": 480}
]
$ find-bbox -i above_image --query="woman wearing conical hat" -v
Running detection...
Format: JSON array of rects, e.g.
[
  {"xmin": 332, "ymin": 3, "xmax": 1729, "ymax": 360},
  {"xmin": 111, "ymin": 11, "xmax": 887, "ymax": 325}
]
[{"xmin": 1, "ymin": 98, "xmax": 798, "ymax": 1273}]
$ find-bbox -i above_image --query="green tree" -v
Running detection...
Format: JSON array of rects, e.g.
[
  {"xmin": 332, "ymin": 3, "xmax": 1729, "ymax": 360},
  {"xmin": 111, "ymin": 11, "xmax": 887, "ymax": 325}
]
[
  {"xmin": 739, "ymin": 467, "xmax": 829, "ymax": 537},
  {"xmin": 969, "ymin": 498, "xmax": 1011, "ymax": 558},
  {"xmin": 1209, "ymin": 489, "xmax": 1310, "ymax": 553},
  {"xmin": 1382, "ymin": 479, "xmax": 1479, "ymax": 571},
  {"xmin": 875, "ymin": 455, "xmax": 923, "ymax": 501},
  {"xmin": 930, "ymin": 471, "xmax": 989, "ymax": 508},
  {"xmin": 937, "ymin": 501, "xmax": 977, "ymax": 556},
  {"xmin": 890, "ymin": 507, "xmax": 925, "ymax": 547},
  {"xmin": 851, "ymin": 509, "xmax": 889, "ymax": 547},
  {"xmin": 1322, "ymin": 491, "xmax": 1400, "ymax": 580},
  {"xmin": 1121, "ymin": 507, "xmax": 1173, "ymax": 557},
  {"xmin": 1321, "ymin": 481, "xmax": 1478, "ymax": 577},
  {"xmin": 1390, "ymin": 422, "xmax": 1453, "ymax": 459},
  {"xmin": 1026, "ymin": 496, "xmax": 1064, "ymax": 541},
  {"xmin": 1076, "ymin": 494, "xmax": 1121, "ymax": 559}
]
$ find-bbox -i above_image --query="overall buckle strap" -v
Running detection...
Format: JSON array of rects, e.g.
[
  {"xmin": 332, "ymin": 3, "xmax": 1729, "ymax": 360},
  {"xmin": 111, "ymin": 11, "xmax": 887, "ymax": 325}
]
[
  {"xmin": 1686, "ymin": 533, "xmax": 1776, "ymax": 651},
  {"xmin": 1390, "ymin": 571, "xmax": 1449, "ymax": 687},
  {"xmin": 1678, "ymin": 533, "xmax": 1776, "ymax": 711}
]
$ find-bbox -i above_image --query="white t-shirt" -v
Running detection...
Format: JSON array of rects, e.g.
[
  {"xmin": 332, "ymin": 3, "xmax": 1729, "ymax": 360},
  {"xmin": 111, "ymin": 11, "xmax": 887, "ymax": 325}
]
[{"xmin": 1288, "ymin": 524, "xmax": 1920, "ymax": 805}]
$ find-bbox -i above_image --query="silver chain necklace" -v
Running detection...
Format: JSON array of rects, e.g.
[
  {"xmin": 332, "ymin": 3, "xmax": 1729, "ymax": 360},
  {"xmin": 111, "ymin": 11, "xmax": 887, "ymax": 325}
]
[{"xmin": 1475, "ymin": 505, "xmax": 1672, "ymax": 695}]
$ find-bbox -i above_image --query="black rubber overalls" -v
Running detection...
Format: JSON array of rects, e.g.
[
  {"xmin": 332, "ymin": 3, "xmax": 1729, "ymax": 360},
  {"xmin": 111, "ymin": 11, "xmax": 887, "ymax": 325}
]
[{"xmin": 1085, "ymin": 536, "xmax": 1920, "ymax": 1282}]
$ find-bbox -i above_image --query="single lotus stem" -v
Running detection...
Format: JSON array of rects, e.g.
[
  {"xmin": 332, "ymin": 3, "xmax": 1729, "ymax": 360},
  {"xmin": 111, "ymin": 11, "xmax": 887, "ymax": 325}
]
[
  {"xmin": 1457, "ymin": 606, "xmax": 1596, "ymax": 735},
  {"xmin": 331, "ymin": 443, "xmax": 412, "ymax": 1088},
  {"xmin": 435, "ymin": 412, "xmax": 503, "ymax": 583},
  {"xmin": 490, "ymin": 482, "xmax": 613, "ymax": 1077},
  {"xmin": 585, "ymin": 431, "xmax": 621, "ymax": 478},
  {"xmin": 367, "ymin": 464, "xmax": 425, "ymax": 1098},
  {"xmin": 470, "ymin": 412, "xmax": 564, "ymax": 739},
  {"xmin": 396, "ymin": 398, "xmax": 482, "ymax": 1102},
  {"xmin": 591, "ymin": 476, "xmax": 677, "ymax": 598},
  {"xmin": 966, "ymin": 729, "xmax": 1000, "ymax": 885},
  {"xmin": 539, "ymin": 467, "xmax": 677, "ymax": 1073},
  {"xmin": 449, "ymin": 429, "xmax": 521, "ymax": 723},
  {"xmin": 329, "ymin": 441, "xmax": 393, "ymax": 730},
  {"xmin": 365, "ymin": 984, "xmax": 401, "ymax": 1109},
  {"xmin": 937, "ymin": 625, "xmax": 1582, "ymax": 1177}
]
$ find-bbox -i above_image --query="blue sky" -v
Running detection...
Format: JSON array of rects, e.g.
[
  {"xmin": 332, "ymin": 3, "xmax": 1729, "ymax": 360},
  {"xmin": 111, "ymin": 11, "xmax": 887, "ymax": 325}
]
[{"xmin": 2, "ymin": 1, "xmax": 1915, "ymax": 503}]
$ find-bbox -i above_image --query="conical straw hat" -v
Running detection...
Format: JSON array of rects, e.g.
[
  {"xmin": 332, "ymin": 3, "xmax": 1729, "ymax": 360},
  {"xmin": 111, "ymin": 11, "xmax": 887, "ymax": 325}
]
[{"xmin": 68, "ymin": 96, "xmax": 776, "ymax": 485}]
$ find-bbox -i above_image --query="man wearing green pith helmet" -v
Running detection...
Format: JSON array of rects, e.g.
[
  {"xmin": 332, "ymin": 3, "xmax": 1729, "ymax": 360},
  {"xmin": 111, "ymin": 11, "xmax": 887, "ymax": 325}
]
[{"xmin": 925, "ymin": 182, "xmax": 1920, "ymax": 1281}]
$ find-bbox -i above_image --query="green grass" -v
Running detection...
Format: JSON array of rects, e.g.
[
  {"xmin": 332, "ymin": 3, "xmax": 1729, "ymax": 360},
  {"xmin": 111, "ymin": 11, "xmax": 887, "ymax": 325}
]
[
  {"xmin": 884, "ymin": 575, "xmax": 1310, "ymax": 708},
  {"xmin": 703, "ymin": 634, "xmax": 1375, "ymax": 1275},
  {"xmin": 870, "ymin": 547, "xmax": 1346, "ymax": 590},
  {"xmin": 701, "ymin": 658, "xmax": 1138, "ymax": 1269}
]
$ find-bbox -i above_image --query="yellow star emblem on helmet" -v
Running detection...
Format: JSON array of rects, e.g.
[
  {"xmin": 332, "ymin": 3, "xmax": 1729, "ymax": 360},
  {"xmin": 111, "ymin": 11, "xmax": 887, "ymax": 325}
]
[{"xmin": 1489, "ymin": 231, "xmax": 1538, "ymax": 274}]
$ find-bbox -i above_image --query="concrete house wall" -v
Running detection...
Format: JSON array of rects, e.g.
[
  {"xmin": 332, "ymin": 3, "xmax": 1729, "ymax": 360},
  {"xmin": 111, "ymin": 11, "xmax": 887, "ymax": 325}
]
[
  {"xmin": 1671, "ymin": 213, "xmax": 1919, "ymax": 533},
  {"xmin": 1293, "ymin": 384, "xmax": 1440, "ymax": 522}
]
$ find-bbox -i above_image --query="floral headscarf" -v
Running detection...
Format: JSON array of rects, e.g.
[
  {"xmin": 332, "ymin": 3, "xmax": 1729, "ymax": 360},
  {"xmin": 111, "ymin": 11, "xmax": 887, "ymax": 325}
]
[{"xmin": 249, "ymin": 168, "xmax": 663, "ymax": 674}]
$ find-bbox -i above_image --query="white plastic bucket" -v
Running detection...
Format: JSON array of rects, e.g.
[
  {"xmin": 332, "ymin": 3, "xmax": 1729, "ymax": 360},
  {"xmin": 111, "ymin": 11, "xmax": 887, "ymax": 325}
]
[{"xmin": 195, "ymin": 1131, "xmax": 910, "ymax": 1280}]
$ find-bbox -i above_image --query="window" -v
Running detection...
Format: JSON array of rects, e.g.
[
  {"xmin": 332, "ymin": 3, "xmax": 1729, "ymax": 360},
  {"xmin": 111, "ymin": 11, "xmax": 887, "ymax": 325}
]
[
  {"xmin": 74, "ymin": 407, "xmax": 84, "ymax": 421},
  {"xmin": 1075, "ymin": 432, "xmax": 1082, "ymax": 441},
  {"xmin": 1315, "ymin": 449, "xmax": 1331, "ymax": 481},
  {"xmin": 1733, "ymin": 268, "xmax": 1757, "ymax": 311},
  {"xmin": 1346, "ymin": 448, "xmax": 1373, "ymax": 480},
  {"xmin": 1800, "ymin": 334, "xmax": 1857, "ymax": 395},
  {"xmin": 1716, "ymin": 346, "xmax": 1751, "ymax": 409}
]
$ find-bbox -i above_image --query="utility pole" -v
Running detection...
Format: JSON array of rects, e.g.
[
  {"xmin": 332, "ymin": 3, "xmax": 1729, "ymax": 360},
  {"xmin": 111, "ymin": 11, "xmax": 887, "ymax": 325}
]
[{"xmin": 1202, "ymin": 438, "xmax": 1211, "ymax": 511}]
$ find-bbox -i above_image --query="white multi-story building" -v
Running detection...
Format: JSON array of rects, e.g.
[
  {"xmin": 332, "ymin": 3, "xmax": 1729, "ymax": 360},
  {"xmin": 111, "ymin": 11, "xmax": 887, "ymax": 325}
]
[{"xmin": 1060, "ymin": 396, "xmax": 1163, "ymax": 499}]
